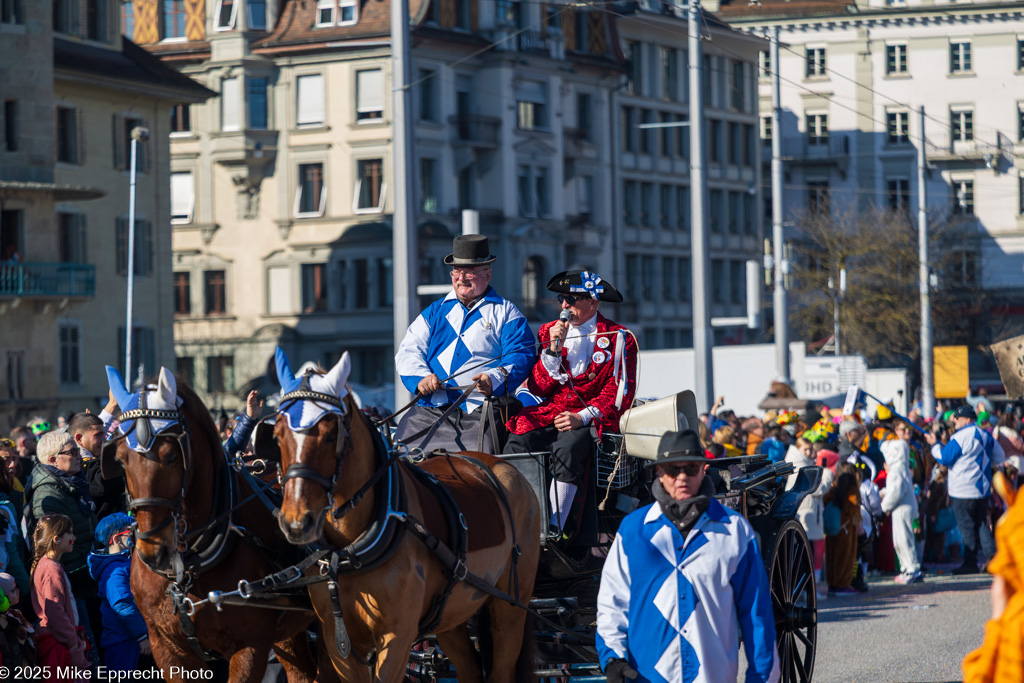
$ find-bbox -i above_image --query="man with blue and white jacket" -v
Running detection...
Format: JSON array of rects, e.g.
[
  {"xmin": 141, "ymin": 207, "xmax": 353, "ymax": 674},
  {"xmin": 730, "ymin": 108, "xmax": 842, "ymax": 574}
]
[
  {"xmin": 395, "ymin": 234, "xmax": 535, "ymax": 453},
  {"xmin": 925, "ymin": 404, "xmax": 1004, "ymax": 574},
  {"xmin": 597, "ymin": 430, "xmax": 780, "ymax": 683}
]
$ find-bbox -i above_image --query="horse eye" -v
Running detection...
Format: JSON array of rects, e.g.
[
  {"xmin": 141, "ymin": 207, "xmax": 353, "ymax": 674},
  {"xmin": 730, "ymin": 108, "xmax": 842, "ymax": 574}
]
[{"xmin": 323, "ymin": 432, "xmax": 338, "ymax": 443}]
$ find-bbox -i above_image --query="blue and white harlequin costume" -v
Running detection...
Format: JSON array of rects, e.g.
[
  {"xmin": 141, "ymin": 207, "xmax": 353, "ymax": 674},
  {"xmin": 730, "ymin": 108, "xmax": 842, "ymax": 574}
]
[
  {"xmin": 597, "ymin": 499, "xmax": 780, "ymax": 683},
  {"xmin": 395, "ymin": 286, "xmax": 535, "ymax": 414}
]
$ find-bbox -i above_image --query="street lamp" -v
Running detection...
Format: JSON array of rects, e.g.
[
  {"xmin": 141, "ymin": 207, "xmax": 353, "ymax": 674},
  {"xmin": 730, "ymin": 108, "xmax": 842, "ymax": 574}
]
[{"xmin": 125, "ymin": 125, "xmax": 150, "ymax": 383}]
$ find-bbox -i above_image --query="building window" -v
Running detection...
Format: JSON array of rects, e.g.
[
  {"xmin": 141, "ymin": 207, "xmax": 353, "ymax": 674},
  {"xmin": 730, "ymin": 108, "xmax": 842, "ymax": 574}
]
[
  {"xmin": 1019, "ymin": 175, "xmax": 1024, "ymax": 215},
  {"xmin": 950, "ymin": 41, "xmax": 971, "ymax": 73},
  {"xmin": 174, "ymin": 272, "xmax": 191, "ymax": 316},
  {"xmin": 887, "ymin": 111, "xmax": 909, "ymax": 144},
  {"xmin": 162, "ymin": 0, "xmax": 187, "ymax": 39},
  {"xmin": 316, "ymin": 0, "xmax": 357, "ymax": 26},
  {"xmin": 221, "ymin": 77, "xmax": 240, "ymax": 131},
  {"xmin": 676, "ymin": 113, "xmax": 688, "ymax": 157},
  {"xmin": 1019, "ymin": 105, "xmax": 1024, "ymax": 143},
  {"xmin": 170, "ymin": 104, "xmax": 191, "ymax": 134},
  {"xmin": 758, "ymin": 49, "xmax": 771, "ymax": 79},
  {"xmin": 377, "ymin": 257, "xmax": 393, "ymax": 307},
  {"xmin": 418, "ymin": 69, "xmax": 437, "ymax": 122},
  {"xmin": 53, "ymin": 0, "xmax": 73, "ymax": 33},
  {"xmin": 516, "ymin": 81, "xmax": 548, "ymax": 131},
  {"xmin": 295, "ymin": 163, "xmax": 325, "ymax": 217},
  {"xmin": 642, "ymin": 256, "xmax": 655, "ymax": 299},
  {"xmin": 952, "ymin": 109, "xmax": 974, "ymax": 142},
  {"xmin": 3, "ymin": 101, "xmax": 17, "ymax": 151},
  {"xmin": 728, "ymin": 191, "xmax": 741, "ymax": 234},
  {"xmin": 886, "ymin": 44, "xmax": 908, "ymax": 75},
  {"xmin": 952, "ymin": 179, "xmax": 974, "ymax": 215},
  {"xmin": 204, "ymin": 270, "xmax": 226, "ymax": 315},
  {"xmin": 678, "ymin": 257, "xmax": 691, "ymax": 300},
  {"xmin": 248, "ymin": 77, "xmax": 268, "ymax": 129},
  {"xmin": 207, "ymin": 356, "xmax": 235, "ymax": 393},
  {"xmin": 640, "ymin": 183, "xmax": 653, "ymax": 227},
  {"xmin": 760, "ymin": 115, "xmax": 772, "ymax": 144},
  {"xmin": 1, "ymin": 0, "xmax": 23, "ymax": 25},
  {"xmin": 1, "ymin": 210, "xmax": 21, "ymax": 261},
  {"xmin": 626, "ymin": 41, "xmax": 642, "ymax": 94},
  {"xmin": 86, "ymin": 0, "xmax": 106, "ymax": 40},
  {"xmin": 730, "ymin": 261, "xmax": 744, "ymax": 305},
  {"xmin": 623, "ymin": 180, "xmax": 637, "ymax": 226},
  {"xmin": 56, "ymin": 106, "xmax": 81, "ymax": 164},
  {"xmin": 356, "ymin": 69, "xmax": 383, "ymax": 121},
  {"xmin": 639, "ymin": 109, "xmax": 653, "ymax": 155},
  {"xmin": 267, "ymin": 265, "xmax": 292, "ymax": 315},
  {"xmin": 176, "ymin": 357, "xmax": 194, "ymax": 386},
  {"xmin": 354, "ymin": 258, "xmax": 369, "ymax": 309},
  {"xmin": 887, "ymin": 178, "xmax": 910, "ymax": 212},
  {"xmin": 355, "ymin": 159, "xmax": 384, "ymax": 212},
  {"xmin": 58, "ymin": 213, "xmax": 87, "ymax": 264},
  {"xmin": 517, "ymin": 166, "xmax": 532, "ymax": 217},
  {"xmin": 248, "ymin": 0, "xmax": 266, "ymax": 28},
  {"xmin": 709, "ymin": 119, "xmax": 721, "ymax": 163},
  {"xmin": 1018, "ymin": 38, "xmax": 1024, "ymax": 71},
  {"xmin": 622, "ymin": 106, "xmax": 637, "ymax": 153},
  {"xmin": 118, "ymin": 326, "xmax": 156, "ymax": 380},
  {"xmin": 658, "ymin": 112, "xmax": 673, "ymax": 157},
  {"xmin": 420, "ymin": 158, "xmax": 438, "ymax": 213},
  {"xmin": 806, "ymin": 113, "xmax": 828, "ymax": 144},
  {"xmin": 115, "ymin": 218, "xmax": 153, "ymax": 275},
  {"xmin": 661, "ymin": 257, "xmax": 675, "ymax": 301},
  {"xmin": 58, "ymin": 323, "xmax": 81, "ymax": 385},
  {"xmin": 659, "ymin": 185, "xmax": 672, "ymax": 228},
  {"xmin": 576, "ymin": 93, "xmax": 592, "ymax": 140},
  {"xmin": 120, "ymin": 1, "xmax": 133, "ymax": 36},
  {"xmin": 535, "ymin": 167, "xmax": 550, "ymax": 218},
  {"xmin": 743, "ymin": 192, "xmax": 755, "ymax": 234},
  {"xmin": 579, "ymin": 175, "xmax": 594, "ymax": 217},
  {"xmin": 807, "ymin": 181, "xmax": 830, "ymax": 213},
  {"xmin": 170, "ymin": 171, "xmax": 195, "ymax": 223},
  {"xmin": 806, "ymin": 47, "xmax": 826, "ymax": 77},
  {"xmin": 661, "ymin": 47, "xmax": 677, "ymax": 100},
  {"xmin": 711, "ymin": 260, "xmax": 725, "ymax": 304},
  {"xmin": 676, "ymin": 186, "xmax": 689, "ymax": 232},
  {"xmin": 113, "ymin": 115, "xmax": 147, "ymax": 172},
  {"xmin": 730, "ymin": 60, "xmax": 744, "ymax": 110},
  {"xmin": 215, "ymin": 0, "xmax": 237, "ymax": 30},
  {"xmin": 296, "ymin": 74, "xmax": 324, "ymax": 127},
  {"xmin": 458, "ymin": 166, "xmax": 473, "ymax": 210},
  {"xmin": 625, "ymin": 255, "xmax": 639, "ymax": 299},
  {"xmin": 709, "ymin": 189, "xmax": 723, "ymax": 233},
  {"xmin": 301, "ymin": 263, "xmax": 327, "ymax": 312},
  {"xmin": 728, "ymin": 122, "xmax": 741, "ymax": 165}
]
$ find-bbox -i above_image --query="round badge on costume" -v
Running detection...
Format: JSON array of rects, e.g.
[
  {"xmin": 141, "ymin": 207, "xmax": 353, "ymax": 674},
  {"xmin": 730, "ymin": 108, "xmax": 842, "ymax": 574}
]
[
  {"xmin": 597, "ymin": 337, "xmax": 610, "ymax": 349},
  {"xmin": 593, "ymin": 351, "xmax": 607, "ymax": 364},
  {"xmin": 588, "ymin": 372, "xmax": 596, "ymax": 380}
]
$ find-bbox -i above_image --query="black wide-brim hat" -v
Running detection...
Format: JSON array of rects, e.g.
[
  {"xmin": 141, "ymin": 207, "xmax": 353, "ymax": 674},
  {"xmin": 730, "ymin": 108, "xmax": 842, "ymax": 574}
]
[
  {"xmin": 546, "ymin": 269, "xmax": 623, "ymax": 303},
  {"xmin": 643, "ymin": 429, "xmax": 708, "ymax": 468},
  {"xmin": 444, "ymin": 234, "xmax": 496, "ymax": 266}
]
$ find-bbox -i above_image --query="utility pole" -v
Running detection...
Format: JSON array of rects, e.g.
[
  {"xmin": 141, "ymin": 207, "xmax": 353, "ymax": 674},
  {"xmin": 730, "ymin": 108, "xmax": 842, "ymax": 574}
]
[
  {"xmin": 689, "ymin": 0, "xmax": 713, "ymax": 413},
  {"xmin": 918, "ymin": 107, "xmax": 935, "ymax": 419},
  {"xmin": 770, "ymin": 27, "xmax": 790, "ymax": 384},
  {"xmin": 392, "ymin": 0, "xmax": 417, "ymax": 411},
  {"xmin": 125, "ymin": 126, "xmax": 150, "ymax": 383}
]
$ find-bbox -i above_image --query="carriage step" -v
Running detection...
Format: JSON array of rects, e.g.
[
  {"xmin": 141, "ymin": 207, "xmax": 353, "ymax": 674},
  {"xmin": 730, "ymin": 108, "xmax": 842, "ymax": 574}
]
[
  {"xmin": 529, "ymin": 597, "xmax": 578, "ymax": 615},
  {"xmin": 534, "ymin": 667, "xmax": 604, "ymax": 680}
]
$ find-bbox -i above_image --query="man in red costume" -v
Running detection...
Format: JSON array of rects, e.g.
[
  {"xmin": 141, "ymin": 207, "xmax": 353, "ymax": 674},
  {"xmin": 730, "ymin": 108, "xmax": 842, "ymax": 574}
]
[{"xmin": 505, "ymin": 270, "xmax": 637, "ymax": 534}]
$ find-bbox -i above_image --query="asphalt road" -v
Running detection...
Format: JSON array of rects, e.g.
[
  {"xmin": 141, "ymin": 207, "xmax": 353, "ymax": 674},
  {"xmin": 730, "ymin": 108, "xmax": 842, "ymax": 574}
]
[{"xmin": 810, "ymin": 569, "xmax": 994, "ymax": 683}]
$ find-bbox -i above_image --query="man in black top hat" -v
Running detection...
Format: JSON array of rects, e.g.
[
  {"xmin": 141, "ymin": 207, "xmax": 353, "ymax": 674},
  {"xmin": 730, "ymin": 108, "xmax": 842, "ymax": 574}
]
[
  {"xmin": 505, "ymin": 270, "xmax": 637, "ymax": 534},
  {"xmin": 394, "ymin": 234, "xmax": 536, "ymax": 453}
]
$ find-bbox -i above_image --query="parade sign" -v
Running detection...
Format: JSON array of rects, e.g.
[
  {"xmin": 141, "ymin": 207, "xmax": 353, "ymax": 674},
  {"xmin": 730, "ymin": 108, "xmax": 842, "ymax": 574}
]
[
  {"xmin": 990, "ymin": 334, "xmax": 1024, "ymax": 399},
  {"xmin": 934, "ymin": 345, "xmax": 970, "ymax": 399}
]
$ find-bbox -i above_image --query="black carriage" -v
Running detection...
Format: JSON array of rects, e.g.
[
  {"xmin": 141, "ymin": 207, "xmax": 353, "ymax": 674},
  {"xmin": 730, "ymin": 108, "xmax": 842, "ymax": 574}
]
[{"xmin": 407, "ymin": 390, "xmax": 821, "ymax": 683}]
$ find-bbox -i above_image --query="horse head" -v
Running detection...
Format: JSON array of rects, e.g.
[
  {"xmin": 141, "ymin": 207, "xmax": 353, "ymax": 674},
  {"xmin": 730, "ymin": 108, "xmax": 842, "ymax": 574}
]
[
  {"xmin": 270, "ymin": 347, "xmax": 359, "ymax": 545},
  {"xmin": 103, "ymin": 365, "xmax": 214, "ymax": 572}
]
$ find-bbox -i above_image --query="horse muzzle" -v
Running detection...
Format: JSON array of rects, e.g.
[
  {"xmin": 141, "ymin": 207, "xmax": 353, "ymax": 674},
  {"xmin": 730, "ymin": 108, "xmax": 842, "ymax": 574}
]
[{"xmin": 277, "ymin": 506, "xmax": 327, "ymax": 545}]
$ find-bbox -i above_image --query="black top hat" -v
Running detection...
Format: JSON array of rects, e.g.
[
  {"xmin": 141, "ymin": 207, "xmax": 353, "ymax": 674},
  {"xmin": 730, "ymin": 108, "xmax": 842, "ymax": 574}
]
[
  {"xmin": 546, "ymin": 270, "xmax": 623, "ymax": 303},
  {"xmin": 643, "ymin": 429, "xmax": 708, "ymax": 468},
  {"xmin": 444, "ymin": 234, "xmax": 496, "ymax": 266}
]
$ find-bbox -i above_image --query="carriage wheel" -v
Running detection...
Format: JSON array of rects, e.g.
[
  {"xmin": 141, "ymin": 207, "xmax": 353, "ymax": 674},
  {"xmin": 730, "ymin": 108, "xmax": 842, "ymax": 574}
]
[{"xmin": 768, "ymin": 520, "xmax": 817, "ymax": 683}]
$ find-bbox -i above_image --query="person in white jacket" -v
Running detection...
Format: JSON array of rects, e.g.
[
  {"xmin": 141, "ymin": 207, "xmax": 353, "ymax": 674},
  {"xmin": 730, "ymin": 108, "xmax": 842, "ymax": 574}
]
[
  {"xmin": 881, "ymin": 439, "xmax": 922, "ymax": 584},
  {"xmin": 785, "ymin": 439, "xmax": 830, "ymax": 598}
]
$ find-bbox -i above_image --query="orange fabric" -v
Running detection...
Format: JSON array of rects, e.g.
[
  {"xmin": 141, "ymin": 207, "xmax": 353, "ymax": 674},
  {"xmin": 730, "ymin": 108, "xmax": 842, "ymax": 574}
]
[{"xmin": 963, "ymin": 481, "xmax": 1024, "ymax": 683}]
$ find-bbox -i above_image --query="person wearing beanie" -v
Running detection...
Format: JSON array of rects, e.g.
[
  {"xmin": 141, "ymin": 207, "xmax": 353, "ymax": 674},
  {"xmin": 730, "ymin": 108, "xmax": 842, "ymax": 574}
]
[{"xmin": 86, "ymin": 513, "xmax": 149, "ymax": 671}]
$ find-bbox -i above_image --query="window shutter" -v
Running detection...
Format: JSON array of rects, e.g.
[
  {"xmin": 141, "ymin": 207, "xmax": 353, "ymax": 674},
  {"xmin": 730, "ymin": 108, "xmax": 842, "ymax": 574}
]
[
  {"xmin": 112, "ymin": 114, "xmax": 125, "ymax": 170},
  {"xmin": 107, "ymin": 0, "xmax": 117, "ymax": 43},
  {"xmin": 76, "ymin": 107, "xmax": 86, "ymax": 165},
  {"xmin": 116, "ymin": 217, "xmax": 127, "ymax": 274},
  {"xmin": 356, "ymin": 69, "xmax": 383, "ymax": 115},
  {"xmin": 73, "ymin": 0, "xmax": 83, "ymax": 36},
  {"xmin": 562, "ymin": 8, "xmax": 575, "ymax": 51},
  {"xmin": 587, "ymin": 13, "xmax": 605, "ymax": 54},
  {"xmin": 470, "ymin": 0, "xmax": 478, "ymax": 31},
  {"xmin": 296, "ymin": 74, "xmax": 324, "ymax": 126},
  {"xmin": 440, "ymin": 0, "xmax": 455, "ymax": 28},
  {"xmin": 141, "ymin": 118, "xmax": 151, "ymax": 173}
]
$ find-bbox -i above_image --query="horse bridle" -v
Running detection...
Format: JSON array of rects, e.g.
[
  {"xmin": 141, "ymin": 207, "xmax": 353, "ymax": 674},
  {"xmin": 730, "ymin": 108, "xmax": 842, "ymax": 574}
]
[
  {"xmin": 102, "ymin": 390, "xmax": 193, "ymax": 550},
  {"xmin": 276, "ymin": 389, "xmax": 352, "ymax": 513}
]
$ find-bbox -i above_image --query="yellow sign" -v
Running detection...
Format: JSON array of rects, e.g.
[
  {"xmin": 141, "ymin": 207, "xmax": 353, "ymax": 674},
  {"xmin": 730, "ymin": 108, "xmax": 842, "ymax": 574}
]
[{"xmin": 934, "ymin": 346, "xmax": 969, "ymax": 399}]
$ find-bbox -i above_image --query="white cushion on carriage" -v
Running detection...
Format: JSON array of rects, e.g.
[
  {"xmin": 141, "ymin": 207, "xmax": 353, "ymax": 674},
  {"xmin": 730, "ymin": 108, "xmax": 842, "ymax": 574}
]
[{"xmin": 619, "ymin": 390, "xmax": 700, "ymax": 461}]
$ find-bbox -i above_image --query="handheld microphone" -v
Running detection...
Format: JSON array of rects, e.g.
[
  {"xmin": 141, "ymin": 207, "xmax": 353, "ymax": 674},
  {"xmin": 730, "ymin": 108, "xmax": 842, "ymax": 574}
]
[{"xmin": 551, "ymin": 309, "xmax": 572, "ymax": 354}]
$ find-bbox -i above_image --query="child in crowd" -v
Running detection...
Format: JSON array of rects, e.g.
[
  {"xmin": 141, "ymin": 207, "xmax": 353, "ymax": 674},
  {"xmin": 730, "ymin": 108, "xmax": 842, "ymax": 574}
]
[
  {"xmin": 31, "ymin": 514, "xmax": 88, "ymax": 679},
  {"xmin": 881, "ymin": 440, "xmax": 923, "ymax": 584},
  {"xmin": 823, "ymin": 464, "xmax": 862, "ymax": 596},
  {"xmin": 0, "ymin": 572, "xmax": 36, "ymax": 670},
  {"xmin": 87, "ymin": 514, "xmax": 149, "ymax": 671}
]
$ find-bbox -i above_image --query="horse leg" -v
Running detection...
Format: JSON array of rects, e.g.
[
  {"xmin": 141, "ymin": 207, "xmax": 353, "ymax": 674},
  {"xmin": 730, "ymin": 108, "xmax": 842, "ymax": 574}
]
[
  {"xmin": 226, "ymin": 646, "xmax": 270, "ymax": 683},
  {"xmin": 272, "ymin": 632, "xmax": 318, "ymax": 683},
  {"xmin": 373, "ymin": 630, "xmax": 422, "ymax": 683},
  {"xmin": 483, "ymin": 598, "xmax": 532, "ymax": 683},
  {"xmin": 436, "ymin": 623, "xmax": 485, "ymax": 683},
  {"xmin": 150, "ymin": 639, "xmax": 207, "ymax": 683}
]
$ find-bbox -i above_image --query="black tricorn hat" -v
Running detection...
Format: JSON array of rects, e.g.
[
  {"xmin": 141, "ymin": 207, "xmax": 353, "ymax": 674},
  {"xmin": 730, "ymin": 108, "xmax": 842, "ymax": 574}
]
[
  {"xmin": 443, "ymin": 234, "xmax": 496, "ymax": 266},
  {"xmin": 643, "ymin": 429, "xmax": 708, "ymax": 468},
  {"xmin": 546, "ymin": 269, "xmax": 623, "ymax": 303}
]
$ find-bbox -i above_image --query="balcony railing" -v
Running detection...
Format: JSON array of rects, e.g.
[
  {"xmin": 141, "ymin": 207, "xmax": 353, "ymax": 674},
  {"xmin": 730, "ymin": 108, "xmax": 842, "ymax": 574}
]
[
  {"xmin": 924, "ymin": 133, "xmax": 1002, "ymax": 163},
  {"xmin": 564, "ymin": 128, "xmax": 597, "ymax": 161},
  {"xmin": 770, "ymin": 133, "xmax": 851, "ymax": 161},
  {"xmin": 449, "ymin": 115, "xmax": 501, "ymax": 148},
  {"xmin": 0, "ymin": 262, "xmax": 96, "ymax": 298}
]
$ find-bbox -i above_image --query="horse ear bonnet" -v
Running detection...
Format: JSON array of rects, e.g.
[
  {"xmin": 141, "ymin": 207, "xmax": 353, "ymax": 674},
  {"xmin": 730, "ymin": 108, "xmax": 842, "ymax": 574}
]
[{"xmin": 275, "ymin": 347, "xmax": 350, "ymax": 431}]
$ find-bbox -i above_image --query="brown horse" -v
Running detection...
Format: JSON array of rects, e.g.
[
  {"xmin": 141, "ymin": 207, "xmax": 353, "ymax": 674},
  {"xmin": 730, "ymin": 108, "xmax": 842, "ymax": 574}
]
[
  {"xmin": 268, "ymin": 348, "xmax": 541, "ymax": 682},
  {"xmin": 103, "ymin": 365, "xmax": 331, "ymax": 683}
]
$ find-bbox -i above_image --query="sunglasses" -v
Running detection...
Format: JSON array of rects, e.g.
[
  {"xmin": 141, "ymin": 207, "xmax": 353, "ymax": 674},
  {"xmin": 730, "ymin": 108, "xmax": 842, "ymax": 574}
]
[
  {"xmin": 557, "ymin": 294, "xmax": 581, "ymax": 305},
  {"xmin": 661, "ymin": 462, "xmax": 705, "ymax": 477},
  {"xmin": 58, "ymin": 445, "xmax": 81, "ymax": 458}
]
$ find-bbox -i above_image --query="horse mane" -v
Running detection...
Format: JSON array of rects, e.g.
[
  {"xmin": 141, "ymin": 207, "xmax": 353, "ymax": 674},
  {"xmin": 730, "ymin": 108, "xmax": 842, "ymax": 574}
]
[{"xmin": 172, "ymin": 375, "xmax": 224, "ymax": 464}]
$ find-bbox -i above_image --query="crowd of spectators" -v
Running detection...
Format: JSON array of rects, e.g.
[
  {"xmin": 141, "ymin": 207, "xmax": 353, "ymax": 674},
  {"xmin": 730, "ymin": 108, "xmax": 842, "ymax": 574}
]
[{"xmin": 698, "ymin": 393, "xmax": 1020, "ymax": 597}]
